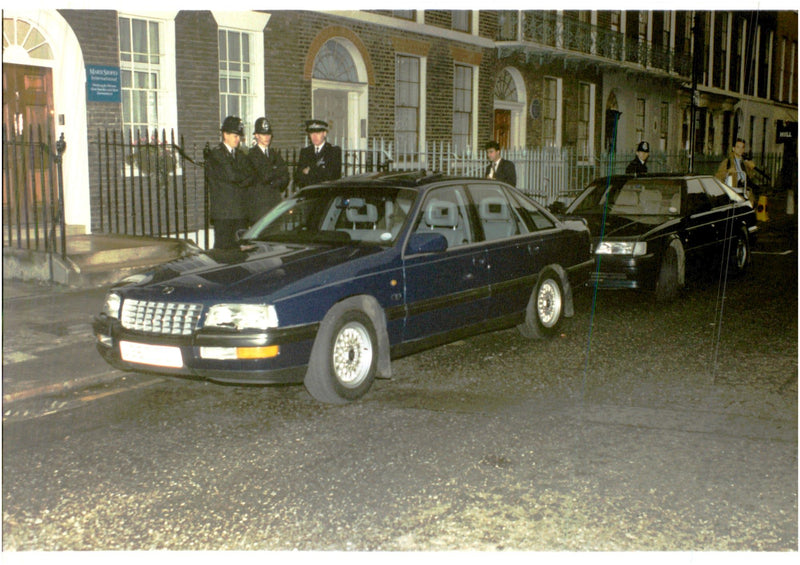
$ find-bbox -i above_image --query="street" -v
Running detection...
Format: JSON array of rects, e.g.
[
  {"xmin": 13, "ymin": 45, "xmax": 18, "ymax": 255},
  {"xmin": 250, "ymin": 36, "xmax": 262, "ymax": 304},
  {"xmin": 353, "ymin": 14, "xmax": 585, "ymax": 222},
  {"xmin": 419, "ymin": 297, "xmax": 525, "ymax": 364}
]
[{"xmin": 2, "ymin": 240, "xmax": 797, "ymax": 552}]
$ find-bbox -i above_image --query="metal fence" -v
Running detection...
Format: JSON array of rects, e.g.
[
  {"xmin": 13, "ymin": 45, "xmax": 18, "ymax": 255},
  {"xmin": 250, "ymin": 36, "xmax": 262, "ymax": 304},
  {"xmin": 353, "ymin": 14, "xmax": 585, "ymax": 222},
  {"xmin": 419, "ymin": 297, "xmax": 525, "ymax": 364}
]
[
  {"xmin": 9, "ymin": 129, "xmax": 781, "ymax": 254},
  {"xmin": 2, "ymin": 125, "xmax": 67, "ymax": 258}
]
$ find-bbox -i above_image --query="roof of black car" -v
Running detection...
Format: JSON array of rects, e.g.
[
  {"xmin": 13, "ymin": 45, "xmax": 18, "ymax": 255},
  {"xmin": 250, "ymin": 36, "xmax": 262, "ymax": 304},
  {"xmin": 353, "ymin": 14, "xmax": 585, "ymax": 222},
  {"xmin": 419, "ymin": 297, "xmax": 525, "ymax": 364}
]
[{"xmin": 323, "ymin": 170, "xmax": 476, "ymax": 189}]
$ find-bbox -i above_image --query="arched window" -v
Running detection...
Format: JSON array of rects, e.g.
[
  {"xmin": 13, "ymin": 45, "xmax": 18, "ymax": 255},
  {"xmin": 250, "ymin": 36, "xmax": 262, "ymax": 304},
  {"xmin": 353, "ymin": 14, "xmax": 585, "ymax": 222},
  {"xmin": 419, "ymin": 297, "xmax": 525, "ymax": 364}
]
[
  {"xmin": 494, "ymin": 69, "xmax": 519, "ymax": 102},
  {"xmin": 313, "ymin": 40, "xmax": 359, "ymax": 83},
  {"xmin": 2, "ymin": 17, "xmax": 54, "ymax": 60}
]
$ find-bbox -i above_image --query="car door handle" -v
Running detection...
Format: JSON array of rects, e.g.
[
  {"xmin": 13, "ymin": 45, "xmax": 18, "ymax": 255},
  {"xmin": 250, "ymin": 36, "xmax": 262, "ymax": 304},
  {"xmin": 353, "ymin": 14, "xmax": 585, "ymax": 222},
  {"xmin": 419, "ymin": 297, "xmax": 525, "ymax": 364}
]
[
  {"xmin": 473, "ymin": 256, "xmax": 486, "ymax": 267},
  {"xmin": 528, "ymin": 244, "xmax": 541, "ymax": 254}
]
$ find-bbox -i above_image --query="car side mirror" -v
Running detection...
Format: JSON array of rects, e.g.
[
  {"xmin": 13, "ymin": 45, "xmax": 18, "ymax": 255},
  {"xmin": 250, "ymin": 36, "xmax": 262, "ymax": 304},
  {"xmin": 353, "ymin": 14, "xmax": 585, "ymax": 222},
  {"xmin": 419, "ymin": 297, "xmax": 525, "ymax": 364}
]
[
  {"xmin": 407, "ymin": 232, "xmax": 448, "ymax": 254},
  {"xmin": 548, "ymin": 202, "xmax": 566, "ymax": 215}
]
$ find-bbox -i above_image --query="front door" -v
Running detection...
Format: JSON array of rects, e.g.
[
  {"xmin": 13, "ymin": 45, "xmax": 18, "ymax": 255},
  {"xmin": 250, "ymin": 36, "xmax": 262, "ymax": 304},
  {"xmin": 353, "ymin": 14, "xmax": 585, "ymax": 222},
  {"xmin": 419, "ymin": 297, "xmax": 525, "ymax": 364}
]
[
  {"xmin": 493, "ymin": 109, "xmax": 511, "ymax": 149},
  {"xmin": 2, "ymin": 63, "xmax": 55, "ymax": 216},
  {"xmin": 313, "ymin": 89, "xmax": 348, "ymax": 143}
]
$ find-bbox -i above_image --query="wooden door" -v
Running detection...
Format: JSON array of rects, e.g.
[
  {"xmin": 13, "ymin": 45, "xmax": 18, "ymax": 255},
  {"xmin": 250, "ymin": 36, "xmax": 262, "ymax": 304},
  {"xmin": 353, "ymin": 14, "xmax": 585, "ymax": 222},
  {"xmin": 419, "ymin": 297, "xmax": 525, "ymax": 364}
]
[
  {"xmin": 2, "ymin": 63, "xmax": 55, "ymax": 212},
  {"xmin": 493, "ymin": 109, "xmax": 511, "ymax": 149}
]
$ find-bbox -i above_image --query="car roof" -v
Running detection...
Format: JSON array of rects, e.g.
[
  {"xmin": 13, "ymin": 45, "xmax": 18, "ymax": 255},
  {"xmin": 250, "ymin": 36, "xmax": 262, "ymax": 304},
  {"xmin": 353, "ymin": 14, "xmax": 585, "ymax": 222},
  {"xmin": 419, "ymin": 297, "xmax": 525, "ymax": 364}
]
[
  {"xmin": 599, "ymin": 173, "xmax": 713, "ymax": 181},
  {"xmin": 318, "ymin": 170, "xmax": 486, "ymax": 191}
]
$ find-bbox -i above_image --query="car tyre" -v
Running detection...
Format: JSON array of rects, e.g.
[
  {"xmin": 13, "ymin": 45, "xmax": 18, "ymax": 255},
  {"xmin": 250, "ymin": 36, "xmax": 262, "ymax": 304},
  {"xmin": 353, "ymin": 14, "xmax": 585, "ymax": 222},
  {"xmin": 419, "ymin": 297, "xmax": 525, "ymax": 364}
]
[
  {"xmin": 728, "ymin": 226, "xmax": 750, "ymax": 277},
  {"xmin": 517, "ymin": 268, "xmax": 563, "ymax": 339},
  {"xmin": 304, "ymin": 310, "xmax": 378, "ymax": 403},
  {"xmin": 655, "ymin": 245, "xmax": 680, "ymax": 302}
]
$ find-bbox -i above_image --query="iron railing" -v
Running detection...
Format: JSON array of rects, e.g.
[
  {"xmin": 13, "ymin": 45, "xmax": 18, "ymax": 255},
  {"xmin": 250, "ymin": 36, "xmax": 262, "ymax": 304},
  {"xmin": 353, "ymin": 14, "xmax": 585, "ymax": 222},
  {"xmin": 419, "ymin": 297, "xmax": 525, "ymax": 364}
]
[
  {"xmin": 497, "ymin": 11, "xmax": 691, "ymax": 77},
  {"xmin": 2, "ymin": 125, "xmax": 67, "ymax": 259}
]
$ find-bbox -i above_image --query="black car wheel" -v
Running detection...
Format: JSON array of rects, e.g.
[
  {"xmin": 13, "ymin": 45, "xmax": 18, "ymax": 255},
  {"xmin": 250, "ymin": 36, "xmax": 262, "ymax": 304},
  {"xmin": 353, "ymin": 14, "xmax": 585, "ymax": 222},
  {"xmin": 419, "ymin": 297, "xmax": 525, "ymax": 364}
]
[
  {"xmin": 305, "ymin": 310, "xmax": 377, "ymax": 403},
  {"xmin": 655, "ymin": 245, "xmax": 680, "ymax": 302},
  {"xmin": 729, "ymin": 226, "xmax": 750, "ymax": 276},
  {"xmin": 517, "ymin": 268, "xmax": 563, "ymax": 339}
]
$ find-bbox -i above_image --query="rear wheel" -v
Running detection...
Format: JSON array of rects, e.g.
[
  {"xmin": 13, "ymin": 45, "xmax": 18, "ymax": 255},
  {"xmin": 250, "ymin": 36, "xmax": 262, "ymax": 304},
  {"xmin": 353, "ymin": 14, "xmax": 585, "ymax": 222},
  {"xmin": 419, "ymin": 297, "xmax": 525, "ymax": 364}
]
[
  {"xmin": 517, "ymin": 268, "xmax": 563, "ymax": 339},
  {"xmin": 304, "ymin": 310, "xmax": 377, "ymax": 403}
]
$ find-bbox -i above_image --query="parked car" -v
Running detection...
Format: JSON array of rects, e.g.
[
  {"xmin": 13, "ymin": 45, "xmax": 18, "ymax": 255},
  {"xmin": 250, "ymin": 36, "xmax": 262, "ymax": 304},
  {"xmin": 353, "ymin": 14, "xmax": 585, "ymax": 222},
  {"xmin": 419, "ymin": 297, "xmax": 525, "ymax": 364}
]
[
  {"xmin": 560, "ymin": 174, "xmax": 757, "ymax": 302},
  {"xmin": 93, "ymin": 171, "xmax": 592, "ymax": 403}
]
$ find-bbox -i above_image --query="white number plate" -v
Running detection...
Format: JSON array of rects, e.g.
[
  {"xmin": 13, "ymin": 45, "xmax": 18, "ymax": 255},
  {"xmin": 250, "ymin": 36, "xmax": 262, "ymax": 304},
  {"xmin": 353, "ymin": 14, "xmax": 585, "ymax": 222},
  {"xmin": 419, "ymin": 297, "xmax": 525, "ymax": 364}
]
[{"xmin": 120, "ymin": 341, "xmax": 183, "ymax": 368}]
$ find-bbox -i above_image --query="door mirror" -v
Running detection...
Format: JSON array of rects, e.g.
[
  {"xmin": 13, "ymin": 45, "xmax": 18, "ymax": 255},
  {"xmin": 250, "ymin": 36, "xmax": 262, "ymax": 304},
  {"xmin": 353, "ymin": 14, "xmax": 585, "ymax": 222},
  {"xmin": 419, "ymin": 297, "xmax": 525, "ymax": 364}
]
[{"xmin": 407, "ymin": 232, "xmax": 448, "ymax": 254}]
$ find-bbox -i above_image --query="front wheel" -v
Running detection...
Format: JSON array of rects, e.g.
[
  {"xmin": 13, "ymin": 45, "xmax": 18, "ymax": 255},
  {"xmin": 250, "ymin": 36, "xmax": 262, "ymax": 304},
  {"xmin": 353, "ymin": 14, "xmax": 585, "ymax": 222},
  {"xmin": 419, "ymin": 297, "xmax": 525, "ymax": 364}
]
[
  {"xmin": 517, "ymin": 268, "xmax": 564, "ymax": 339},
  {"xmin": 728, "ymin": 226, "xmax": 750, "ymax": 276},
  {"xmin": 655, "ymin": 245, "xmax": 680, "ymax": 303},
  {"xmin": 304, "ymin": 310, "xmax": 378, "ymax": 403}
]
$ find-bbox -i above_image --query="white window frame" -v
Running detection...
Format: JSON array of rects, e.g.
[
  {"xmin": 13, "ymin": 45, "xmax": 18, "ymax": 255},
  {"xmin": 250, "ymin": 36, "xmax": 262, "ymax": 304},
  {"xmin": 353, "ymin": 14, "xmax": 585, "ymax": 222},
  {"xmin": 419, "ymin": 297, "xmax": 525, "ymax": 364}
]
[
  {"xmin": 453, "ymin": 62, "xmax": 478, "ymax": 152},
  {"xmin": 118, "ymin": 11, "xmax": 177, "ymax": 139},
  {"xmin": 542, "ymin": 76, "xmax": 562, "ymax": 148},
  {"xmin": 212, "ymin": 12, "xmax": 269, "ymax": 130},
  {"xmin": 395, "ymin": 53, "xmax": 423, "ymax": 156},
  {"xmin": 577, "ymin": 82, "xmax": 595, "ymax": 162}
]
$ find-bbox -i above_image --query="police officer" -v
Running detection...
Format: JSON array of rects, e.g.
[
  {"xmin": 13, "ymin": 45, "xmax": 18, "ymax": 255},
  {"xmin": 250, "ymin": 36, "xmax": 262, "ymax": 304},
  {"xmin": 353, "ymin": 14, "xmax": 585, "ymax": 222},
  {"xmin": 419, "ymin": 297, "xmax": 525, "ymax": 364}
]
[
  {"xmin": 205, "ymin": 116, "xmax": 255, "ymax": 249},
  {"xmin": 626, "ymin": 141, "xmax": 650, "ymax": 175},
  {"xmin": 246, "ymin": 117, "xmax": 289, "ymax": 224},
  {"xmin": 294, "ymin": 119, "xmax": 342, "ymax": 189}
]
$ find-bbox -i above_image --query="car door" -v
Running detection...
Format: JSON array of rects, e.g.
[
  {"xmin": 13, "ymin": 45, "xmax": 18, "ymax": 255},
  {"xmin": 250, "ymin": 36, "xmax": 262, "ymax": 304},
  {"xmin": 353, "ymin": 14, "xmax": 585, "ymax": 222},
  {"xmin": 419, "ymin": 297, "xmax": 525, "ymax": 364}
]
[
  {"xmin": 401, "ymin": 185, "xmax": 489, "ymax": 341},
  {"xmin": 699, "ymin": 176, "xmax": 743, "ymax": 253},
  {"xmin": 682, "ymin": 178, "xmax": 720, "ymax": 258},
  {"xmin": 467, "ymin": 182, "xmax": 542, "ymax": 320}
]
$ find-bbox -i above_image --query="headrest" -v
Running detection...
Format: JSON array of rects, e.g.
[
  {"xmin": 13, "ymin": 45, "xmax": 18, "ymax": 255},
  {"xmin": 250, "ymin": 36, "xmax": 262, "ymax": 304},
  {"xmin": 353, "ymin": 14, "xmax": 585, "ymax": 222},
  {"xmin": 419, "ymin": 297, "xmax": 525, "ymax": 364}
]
[
  {"xmin": 480, "ymin": 197, "xmax": 510, "ymax": 221},
  {"xmin": 615, "ymin": 190, "xmax": 639, "ymax": 207},
  {"xmin": 425, "ymin": 200, "xmax": 458, "ymax": 228},
  {"xmin": 346, "ymin": 204, "xmax": 378, "ymax": 224}
]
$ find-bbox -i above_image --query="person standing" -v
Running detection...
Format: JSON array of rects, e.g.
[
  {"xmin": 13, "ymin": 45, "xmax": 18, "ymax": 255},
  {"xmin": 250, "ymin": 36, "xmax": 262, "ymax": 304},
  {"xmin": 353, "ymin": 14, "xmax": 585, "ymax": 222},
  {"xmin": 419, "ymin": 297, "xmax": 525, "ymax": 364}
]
[
  {"xmin": 294, "ymin": 119, "xmax": 342, "ymax": 189},
  {"xmin": 246, "ymin": 117, "xmax": 289, "ymax": 224},
  {"xmin": 716, "ymin": 138, "xmax": 757, "ymax": 201},
  {"xmin": 205, "ymin": 116, "xmax": 255, "ymax": 249},
  {"xmin": 625, "ymin": 141, "xmax": 650, "ymax": 174},
  {"xmin": 484, "ymin": 141, "xmax": 517, "ymax": 187}
]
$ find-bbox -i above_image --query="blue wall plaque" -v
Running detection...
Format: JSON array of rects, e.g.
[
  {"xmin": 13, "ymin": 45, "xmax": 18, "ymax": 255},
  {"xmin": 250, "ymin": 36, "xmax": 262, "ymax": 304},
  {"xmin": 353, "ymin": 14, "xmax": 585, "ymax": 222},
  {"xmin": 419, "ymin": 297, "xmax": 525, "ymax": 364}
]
[{"xmin": 86, "ymin": 65, "xmax": 121, "ymax": 103}]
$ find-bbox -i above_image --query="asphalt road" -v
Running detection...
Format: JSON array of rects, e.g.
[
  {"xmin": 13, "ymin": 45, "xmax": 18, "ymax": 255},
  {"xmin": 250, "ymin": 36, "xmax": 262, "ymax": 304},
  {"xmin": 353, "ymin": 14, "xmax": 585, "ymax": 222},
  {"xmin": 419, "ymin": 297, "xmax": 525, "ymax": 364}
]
[{"xmin": 2, "ymin": 245, "xmax": 797, "ymax": 553}]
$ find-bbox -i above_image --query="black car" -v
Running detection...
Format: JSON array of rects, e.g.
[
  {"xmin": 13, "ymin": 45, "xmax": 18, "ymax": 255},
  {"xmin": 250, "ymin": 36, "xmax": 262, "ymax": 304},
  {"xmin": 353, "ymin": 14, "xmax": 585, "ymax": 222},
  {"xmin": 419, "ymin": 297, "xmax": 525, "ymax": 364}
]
[
  {"xmin": 94, "ymin": 171, "xmax": 593, "ymax": 403},
  {"xmin": 561, "ymin": 174, "xmax": 758, "ymax": 301}
]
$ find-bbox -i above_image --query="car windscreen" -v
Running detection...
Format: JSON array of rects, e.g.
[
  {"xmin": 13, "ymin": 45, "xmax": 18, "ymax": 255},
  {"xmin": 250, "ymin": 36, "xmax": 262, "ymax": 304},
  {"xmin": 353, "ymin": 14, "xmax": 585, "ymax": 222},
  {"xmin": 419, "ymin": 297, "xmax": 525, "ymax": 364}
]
[
  {"xmin": 242, "ymin": 187, "xmax": 418, "ymax": 245},
  {"xmin": 569, "ymin": 178, "xmax": 682, "ymax": 216}
]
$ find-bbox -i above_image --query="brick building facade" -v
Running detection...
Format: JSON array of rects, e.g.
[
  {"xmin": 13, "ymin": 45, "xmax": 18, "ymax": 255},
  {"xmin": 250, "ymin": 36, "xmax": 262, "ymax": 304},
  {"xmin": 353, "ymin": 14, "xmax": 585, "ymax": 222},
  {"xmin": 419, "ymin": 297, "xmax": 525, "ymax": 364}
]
[{"xmin": 2, "ymin": 9, "xmax": 796, "ymax": 235}]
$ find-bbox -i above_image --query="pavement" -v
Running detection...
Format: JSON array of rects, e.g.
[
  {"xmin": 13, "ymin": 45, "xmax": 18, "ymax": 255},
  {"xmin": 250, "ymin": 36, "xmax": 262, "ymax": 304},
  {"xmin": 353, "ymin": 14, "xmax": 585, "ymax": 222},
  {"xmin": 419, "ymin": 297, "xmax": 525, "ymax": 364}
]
[{"xmin": 2, "ymin": 194, "xmax": 797, "ymax": 406}]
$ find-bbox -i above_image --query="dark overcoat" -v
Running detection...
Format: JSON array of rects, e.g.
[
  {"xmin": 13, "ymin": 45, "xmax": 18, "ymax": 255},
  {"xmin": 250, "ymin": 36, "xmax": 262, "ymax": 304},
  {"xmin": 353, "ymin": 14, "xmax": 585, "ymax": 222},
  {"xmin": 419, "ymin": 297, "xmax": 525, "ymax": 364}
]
[
  {"xmin": 205, "ymin": 143, "xmax": 255, "ymax": 220},
  {"xmin": 294, "ymin": 142, "xmax": 342, "ymax": 188},
  {"xmin": 246, "ymin": 145, "xmax": 289, "ymax": 222}
]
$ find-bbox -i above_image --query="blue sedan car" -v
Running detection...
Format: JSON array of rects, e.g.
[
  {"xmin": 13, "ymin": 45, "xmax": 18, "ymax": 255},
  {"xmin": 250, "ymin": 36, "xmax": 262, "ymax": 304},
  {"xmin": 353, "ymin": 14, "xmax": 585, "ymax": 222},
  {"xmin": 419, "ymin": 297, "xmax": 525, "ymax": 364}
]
[{"xmin": 94, "ymin": 171, "xmax": 592, "ymax": 403}]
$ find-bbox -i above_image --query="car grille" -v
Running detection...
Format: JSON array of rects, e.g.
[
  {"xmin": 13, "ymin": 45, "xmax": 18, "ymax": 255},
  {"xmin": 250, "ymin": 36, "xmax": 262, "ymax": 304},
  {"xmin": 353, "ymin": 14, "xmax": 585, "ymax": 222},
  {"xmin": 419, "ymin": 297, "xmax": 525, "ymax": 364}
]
[{"xmin": 120, "ymin": 299, "xmax": 203, "ymax": 336}]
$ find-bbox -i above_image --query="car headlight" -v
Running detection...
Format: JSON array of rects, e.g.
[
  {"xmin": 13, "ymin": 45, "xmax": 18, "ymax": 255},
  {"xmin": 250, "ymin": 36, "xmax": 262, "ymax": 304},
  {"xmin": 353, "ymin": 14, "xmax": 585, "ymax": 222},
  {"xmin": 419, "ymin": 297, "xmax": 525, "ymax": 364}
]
[
  {"xmin": 204, "ymin": 304, "xmax": 279, "ymax": 331},
  {"xmin": 102, "ymin": 292, "xmax": 122, "ymax": 318},
  {"xmin": 595, "ymin": 241, "xmax": 647, "ymax": 256}
]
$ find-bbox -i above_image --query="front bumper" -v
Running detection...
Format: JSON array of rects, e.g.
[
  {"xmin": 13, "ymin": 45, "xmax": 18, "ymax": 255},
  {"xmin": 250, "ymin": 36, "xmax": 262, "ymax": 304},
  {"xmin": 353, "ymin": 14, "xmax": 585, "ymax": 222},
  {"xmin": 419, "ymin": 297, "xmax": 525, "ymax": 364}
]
[
  {"xmin": 588, "ymin": 253, "xmax": 658, "ymax": 291},
  {"xmin": 92, "ymin": 314, "xmax": 318, "ymax": 385}
]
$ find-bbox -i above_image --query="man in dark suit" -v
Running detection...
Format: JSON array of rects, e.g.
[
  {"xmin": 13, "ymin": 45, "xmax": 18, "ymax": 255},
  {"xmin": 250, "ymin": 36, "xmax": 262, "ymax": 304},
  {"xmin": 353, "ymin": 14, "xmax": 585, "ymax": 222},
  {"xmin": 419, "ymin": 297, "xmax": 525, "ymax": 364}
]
[
  {"xmin": 205, "ymin": 116, "xmax": 255, "ymax": 249},
  {"xmin": 246, "ymin": 117, "xmax": 289, "ymax": 225},
  {"xmin": 484, "ymin": 141, "xmax": 517, "ymax": 187},
  {"xmin": 294, "ymin": 119, "xmax": 342, "ymax": 189}
]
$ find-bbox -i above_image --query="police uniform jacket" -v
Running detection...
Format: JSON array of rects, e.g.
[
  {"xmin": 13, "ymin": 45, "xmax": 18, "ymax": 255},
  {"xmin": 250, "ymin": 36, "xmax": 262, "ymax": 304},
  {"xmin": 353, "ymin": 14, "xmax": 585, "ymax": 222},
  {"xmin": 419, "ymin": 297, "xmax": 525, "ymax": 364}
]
[
  {"xmin": 295, "ymin": 142, "xmax": 342, "ymax": 188},
  {"xmin": 625, "ymin": 157, "xmax": 648, "ymax": 175},
  {"xmin": 246, "ymin": 144, "xmax": 289, "ymax": 221},
  {"xmin": 484, "ymin": 159, "xmax": 517, "ymax": 187},
  {"xmin": 205, "ymin": 142, "xmax": 255, "ymax": 220}
]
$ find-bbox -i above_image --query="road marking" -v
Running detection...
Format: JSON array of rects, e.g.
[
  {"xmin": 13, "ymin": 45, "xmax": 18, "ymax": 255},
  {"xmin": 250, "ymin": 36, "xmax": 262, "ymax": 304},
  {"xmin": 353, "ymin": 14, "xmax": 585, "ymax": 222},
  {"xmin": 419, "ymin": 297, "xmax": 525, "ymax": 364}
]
[
  {"xmin": 2, "ymin": 351, "xmax": 38, "ymax": 365},
  {"xmin": 79, "ymin": 377, "xmax": 164, "ymax": 402}
]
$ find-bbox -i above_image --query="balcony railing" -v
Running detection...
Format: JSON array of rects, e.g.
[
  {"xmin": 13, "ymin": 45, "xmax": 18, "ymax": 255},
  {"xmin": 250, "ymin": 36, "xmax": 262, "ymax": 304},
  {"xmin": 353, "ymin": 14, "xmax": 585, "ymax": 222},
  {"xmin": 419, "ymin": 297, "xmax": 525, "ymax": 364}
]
[{"xmin": 496, "ymin": 11, "xmax": 691, "ymax": 78}]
